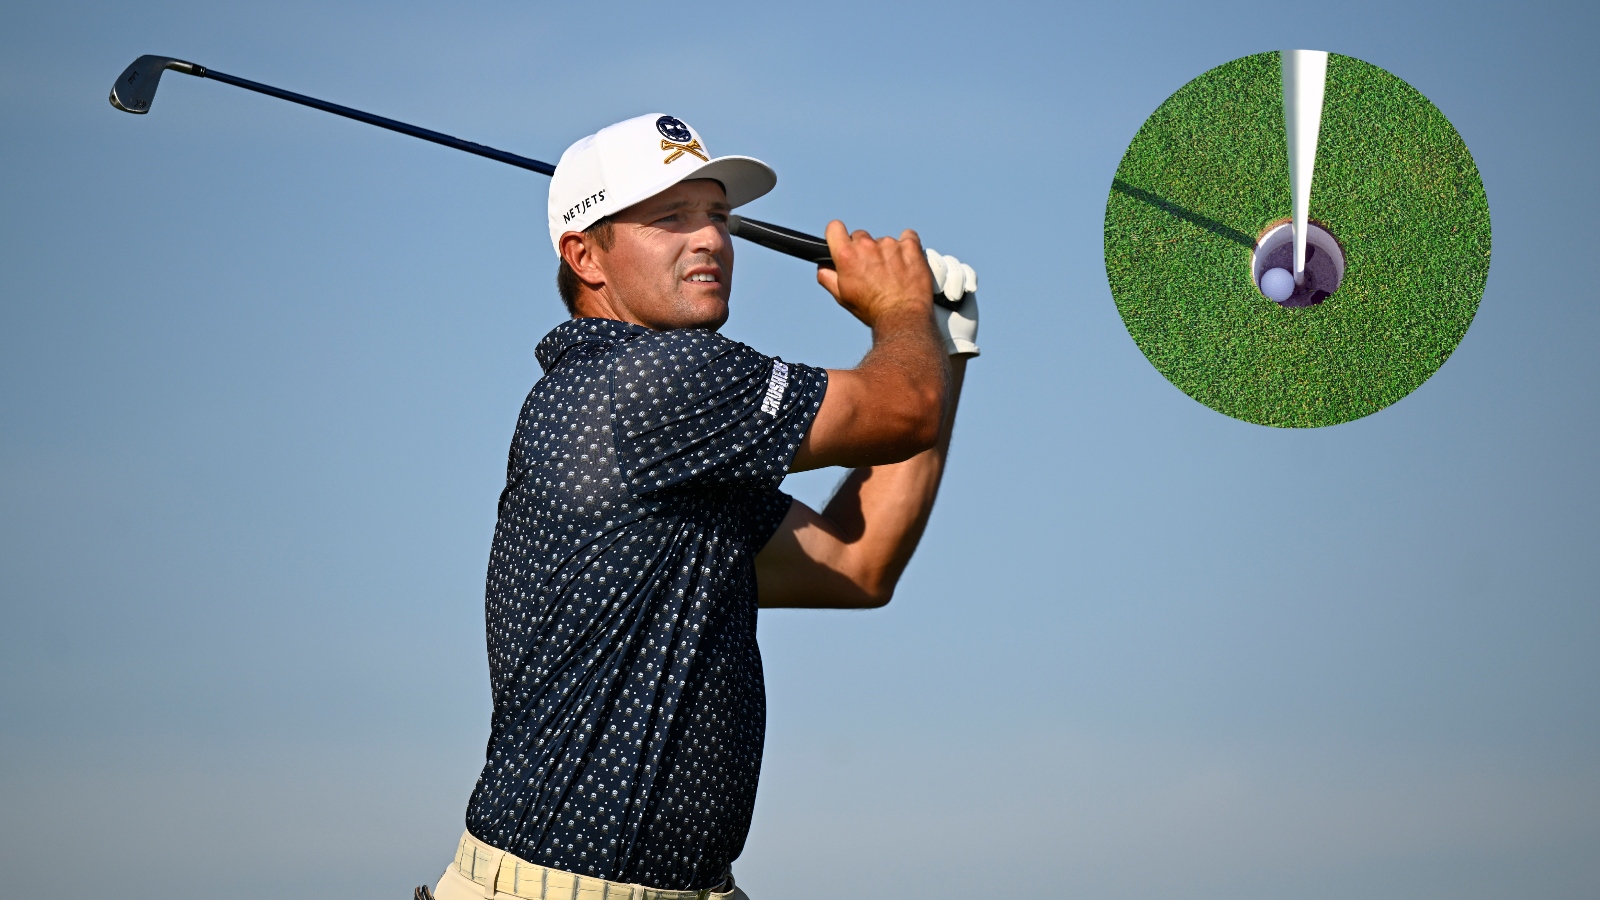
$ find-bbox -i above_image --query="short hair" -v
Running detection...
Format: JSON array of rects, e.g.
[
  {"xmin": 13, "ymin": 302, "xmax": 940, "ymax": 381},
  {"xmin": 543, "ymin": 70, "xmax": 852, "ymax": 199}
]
[{"xmin": 556, "ymin": 218, "xmax": 615, "ymax": 315}]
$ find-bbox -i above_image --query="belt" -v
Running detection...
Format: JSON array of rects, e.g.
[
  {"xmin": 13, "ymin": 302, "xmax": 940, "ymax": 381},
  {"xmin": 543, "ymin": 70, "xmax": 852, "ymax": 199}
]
[{"xmin": 453, "ymin": 830, "xmax": 736, "ymax": 900}]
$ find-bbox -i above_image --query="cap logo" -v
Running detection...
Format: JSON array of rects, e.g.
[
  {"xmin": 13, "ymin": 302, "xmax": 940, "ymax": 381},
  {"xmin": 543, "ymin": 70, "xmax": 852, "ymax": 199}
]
[
  {"xmin": 660, "ymin": 138, "xmax": 708, "ymax": 164},
  {"xmin": 655, "ymin": 115, "xmax": 708, "ymax": 165},
  {"xmin": 655, "ymin": 116, "xmax": 693, "ymax": 142}
]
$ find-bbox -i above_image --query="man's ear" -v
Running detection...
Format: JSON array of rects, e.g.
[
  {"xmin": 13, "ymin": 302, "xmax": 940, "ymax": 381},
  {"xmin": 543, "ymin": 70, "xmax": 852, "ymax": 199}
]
[{"xmin": 559, "ymin": 232, "xmax": 607, "ymax": 290}]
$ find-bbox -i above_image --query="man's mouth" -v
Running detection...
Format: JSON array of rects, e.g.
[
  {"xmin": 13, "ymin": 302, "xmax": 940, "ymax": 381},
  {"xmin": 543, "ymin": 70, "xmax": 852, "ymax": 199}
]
[{"xmin": 687, "ymin": 272, "xmax": 719, "ymax": 283}]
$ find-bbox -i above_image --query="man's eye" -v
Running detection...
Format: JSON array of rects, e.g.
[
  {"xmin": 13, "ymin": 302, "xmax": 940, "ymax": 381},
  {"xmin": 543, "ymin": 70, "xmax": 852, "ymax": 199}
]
[{"xmin": 710, "ymin": 213, "xmax": 728, "ymax": 223}]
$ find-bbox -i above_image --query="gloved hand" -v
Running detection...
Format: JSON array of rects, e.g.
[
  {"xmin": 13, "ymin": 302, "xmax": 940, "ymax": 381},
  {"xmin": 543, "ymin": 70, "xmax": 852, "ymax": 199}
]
[{"xmin": 925, "ymin": 249, "xmax": 980, "ymax": 357}]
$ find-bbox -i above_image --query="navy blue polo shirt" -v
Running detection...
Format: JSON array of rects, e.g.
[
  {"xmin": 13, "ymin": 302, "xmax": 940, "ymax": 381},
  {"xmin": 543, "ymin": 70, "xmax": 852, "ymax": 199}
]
[{"xmin": 464, "ymin": 318, "xmax": 827, "ymax": 891}]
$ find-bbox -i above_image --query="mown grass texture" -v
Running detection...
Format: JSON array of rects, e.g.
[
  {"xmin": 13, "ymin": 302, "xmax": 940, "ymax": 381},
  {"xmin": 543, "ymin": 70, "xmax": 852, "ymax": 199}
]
[{"xmin": 1104, "ymin": 52, "xmax": 1491, "ymax": 427}]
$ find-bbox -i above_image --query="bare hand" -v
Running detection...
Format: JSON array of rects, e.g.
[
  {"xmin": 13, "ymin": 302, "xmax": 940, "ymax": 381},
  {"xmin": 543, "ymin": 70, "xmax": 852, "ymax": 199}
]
[{"xmin": 816, "ymin": 221, "xmax": 935, "ymax": 329}]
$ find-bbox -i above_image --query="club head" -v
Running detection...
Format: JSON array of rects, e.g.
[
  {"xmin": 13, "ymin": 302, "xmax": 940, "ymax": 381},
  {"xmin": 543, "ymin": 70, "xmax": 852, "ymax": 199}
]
[{"xmin": 109, "ymin": 55, "xmax": 204, "ymax": 113}]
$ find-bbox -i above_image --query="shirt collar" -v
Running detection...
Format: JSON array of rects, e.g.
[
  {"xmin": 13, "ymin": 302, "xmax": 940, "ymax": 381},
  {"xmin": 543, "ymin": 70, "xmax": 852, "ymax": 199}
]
[{"xmin": 535, "ymin": 317, "xmax": 652, "ymax": 372}]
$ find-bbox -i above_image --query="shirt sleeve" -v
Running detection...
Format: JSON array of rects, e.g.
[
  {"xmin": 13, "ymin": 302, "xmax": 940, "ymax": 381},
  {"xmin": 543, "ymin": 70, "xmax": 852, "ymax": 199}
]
[{"xmin": 608, "ymin": 328, "xmax": 827, "ymax": 496}]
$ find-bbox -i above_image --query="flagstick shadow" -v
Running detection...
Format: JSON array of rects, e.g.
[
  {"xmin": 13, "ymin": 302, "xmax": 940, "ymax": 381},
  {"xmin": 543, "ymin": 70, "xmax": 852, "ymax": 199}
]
[{"xmin": 1111, "ymin": 179, "xmax": 1256, "ymax": 248}]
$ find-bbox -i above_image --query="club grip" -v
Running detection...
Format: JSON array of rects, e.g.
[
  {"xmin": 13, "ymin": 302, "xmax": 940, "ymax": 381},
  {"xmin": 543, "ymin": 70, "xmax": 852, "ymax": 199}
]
[
  {"xmin": 728, "ymin": 214, "xmax": 968, "ymax": 309},
  {"xmin": 728, "ymin": 215, "xmax": 833, "ymax": 267}
]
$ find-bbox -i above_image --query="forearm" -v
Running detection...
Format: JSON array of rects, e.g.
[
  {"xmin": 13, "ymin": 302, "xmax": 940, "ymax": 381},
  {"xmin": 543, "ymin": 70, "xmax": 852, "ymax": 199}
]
[
  {"xmin": 859, "ymin": 305, "xmax": 949, "ymax": 405},
  {"xmin": 790, "ymin": 307, "xmax": 947, "ymax": 472},
  {"xmin": 759, "ymin": 357, "xmax": 965, "ymax": 608},
  {"xmin": 827, "ymin": 356, "xmax": 964, "ymax": 598}
]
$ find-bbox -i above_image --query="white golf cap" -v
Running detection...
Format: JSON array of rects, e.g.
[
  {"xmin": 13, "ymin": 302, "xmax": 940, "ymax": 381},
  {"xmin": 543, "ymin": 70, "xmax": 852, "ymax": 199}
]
[{"xmin": 547, "ymin": 113, "xmax": 776, "ymax": 253}]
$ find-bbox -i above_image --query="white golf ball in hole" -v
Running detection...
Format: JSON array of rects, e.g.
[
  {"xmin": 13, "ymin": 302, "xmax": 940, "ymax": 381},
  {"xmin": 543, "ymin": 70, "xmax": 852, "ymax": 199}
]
[{"xmin": 1259, "ymin": 267, "xmax": 1295, "ymax": 302}]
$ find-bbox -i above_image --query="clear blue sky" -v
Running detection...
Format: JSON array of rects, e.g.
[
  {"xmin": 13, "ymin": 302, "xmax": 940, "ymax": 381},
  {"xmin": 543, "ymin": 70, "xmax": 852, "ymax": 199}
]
[{"xmin": 2, "ymin": 2, "xmax": 1596, "ymax": 898}]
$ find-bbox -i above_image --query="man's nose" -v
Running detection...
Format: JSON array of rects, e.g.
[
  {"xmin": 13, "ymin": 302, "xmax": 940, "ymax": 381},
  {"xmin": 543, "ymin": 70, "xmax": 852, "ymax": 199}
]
[{"xmin": 689, "ymin": 216, "xmax": 728, "ymax": 256}]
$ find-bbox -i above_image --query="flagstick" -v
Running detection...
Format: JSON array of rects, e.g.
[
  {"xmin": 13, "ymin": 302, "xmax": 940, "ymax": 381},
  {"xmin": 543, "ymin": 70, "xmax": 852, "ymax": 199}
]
[{"xmin": 1282, "ymin": 50, "xmax": 1329, "ymax": 285}]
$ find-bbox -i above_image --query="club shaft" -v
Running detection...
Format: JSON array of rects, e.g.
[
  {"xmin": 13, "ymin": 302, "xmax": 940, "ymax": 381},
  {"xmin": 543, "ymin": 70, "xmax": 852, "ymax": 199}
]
[
  {"xmin": 197, "ymin": 66, "xmax": 555, "ymax": 175},
  {"xmin": 183, "ymin": 65, "xmax": 835, "ymax": 265}
]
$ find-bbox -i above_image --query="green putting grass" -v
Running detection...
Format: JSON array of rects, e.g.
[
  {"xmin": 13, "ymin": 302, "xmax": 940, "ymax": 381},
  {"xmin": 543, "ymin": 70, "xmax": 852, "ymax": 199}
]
[{"xmin": 1104, "ymin": 52, "xmax": 1491, "ymax": 427}]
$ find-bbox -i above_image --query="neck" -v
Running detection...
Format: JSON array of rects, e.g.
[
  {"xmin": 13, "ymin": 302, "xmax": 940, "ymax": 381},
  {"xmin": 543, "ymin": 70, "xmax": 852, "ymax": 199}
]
[{"xmin": 573, "ymin": 288, "xmax": 635, "ymax": 326}]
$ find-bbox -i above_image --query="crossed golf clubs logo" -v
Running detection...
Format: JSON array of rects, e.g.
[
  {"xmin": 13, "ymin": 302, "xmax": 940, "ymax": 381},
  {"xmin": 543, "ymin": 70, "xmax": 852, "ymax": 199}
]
[{"xmin": 660, "ymin": 139, "xmax": 708, "ymax": 164}]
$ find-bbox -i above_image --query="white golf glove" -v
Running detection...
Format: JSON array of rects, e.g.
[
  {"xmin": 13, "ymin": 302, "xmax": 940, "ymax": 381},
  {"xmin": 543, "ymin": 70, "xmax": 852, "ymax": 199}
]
[{"xmin": 925, "ymin": 249, "xmax": 979, "ymax": 357}]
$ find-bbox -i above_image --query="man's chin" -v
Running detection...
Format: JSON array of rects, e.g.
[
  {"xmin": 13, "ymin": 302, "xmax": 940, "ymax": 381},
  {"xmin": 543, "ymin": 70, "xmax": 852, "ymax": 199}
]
[{"xmin": 671, "ymin": 294, "xmax": 730, "ymax": 331}]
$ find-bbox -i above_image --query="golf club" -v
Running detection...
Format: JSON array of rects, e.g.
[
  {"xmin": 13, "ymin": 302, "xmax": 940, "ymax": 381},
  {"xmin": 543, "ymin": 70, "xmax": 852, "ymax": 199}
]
[{"xmin": 109, "ymin": 55, "xmax": 843, "ymax": 271}]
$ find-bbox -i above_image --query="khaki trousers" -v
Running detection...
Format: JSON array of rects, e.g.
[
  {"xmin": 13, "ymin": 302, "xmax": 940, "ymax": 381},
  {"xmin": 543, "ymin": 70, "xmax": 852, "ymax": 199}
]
[{"xmin": 434, "ymin": 830, "xmax": 749, "ymax": 900}]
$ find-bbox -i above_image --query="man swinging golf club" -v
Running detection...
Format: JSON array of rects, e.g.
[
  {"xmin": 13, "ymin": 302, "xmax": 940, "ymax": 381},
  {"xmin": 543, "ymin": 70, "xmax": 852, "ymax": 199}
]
[{"xmin": 427, "ymin": 113, "xmax": 979, "ymax": 900}]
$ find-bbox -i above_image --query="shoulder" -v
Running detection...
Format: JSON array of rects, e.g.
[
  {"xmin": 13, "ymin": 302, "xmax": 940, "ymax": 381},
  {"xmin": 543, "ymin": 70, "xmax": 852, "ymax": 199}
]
[
  {"xmin": 610, "ymin": 327, "xmax": 748, "ymax": 359},
  {"xmin": 605, "ymin": 328, "xmax": 769, "ymax": 381}
]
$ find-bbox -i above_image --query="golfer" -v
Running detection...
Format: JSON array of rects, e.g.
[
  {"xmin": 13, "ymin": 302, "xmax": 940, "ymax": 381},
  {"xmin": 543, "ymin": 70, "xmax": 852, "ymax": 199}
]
[{"xmin": 428, "ymin": 114, "xmax": 979, "ymax": 900}]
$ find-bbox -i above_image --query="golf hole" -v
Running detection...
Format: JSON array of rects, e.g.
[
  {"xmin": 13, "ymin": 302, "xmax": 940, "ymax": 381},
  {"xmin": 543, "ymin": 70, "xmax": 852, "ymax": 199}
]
[{"xmin": 1252, "ymin": 219, "xmax": 1345, "ymax": 307}]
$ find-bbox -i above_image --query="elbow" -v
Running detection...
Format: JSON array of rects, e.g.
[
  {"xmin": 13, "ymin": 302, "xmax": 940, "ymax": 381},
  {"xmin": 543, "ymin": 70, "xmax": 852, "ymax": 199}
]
[
  {"xmin": 910, "ymin": 416, "xmax": 942, "ymax": 455},
  {"xmin": 859, "ymin": 582, "xmax": 895, "ymax": 609},
  {"xmin": 853, "ymin": 561, "xmax": 904, "ymax": 609},
  {"xmin": 902, "ymin": 380, "xmax": 946, "ymax": 453}
]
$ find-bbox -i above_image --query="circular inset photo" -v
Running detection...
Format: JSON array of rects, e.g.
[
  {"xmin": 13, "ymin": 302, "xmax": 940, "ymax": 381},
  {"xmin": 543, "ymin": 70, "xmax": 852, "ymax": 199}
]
[{"xmin": 1104, "ymin": 51, "xmax": 1491, "ymax": 427}]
